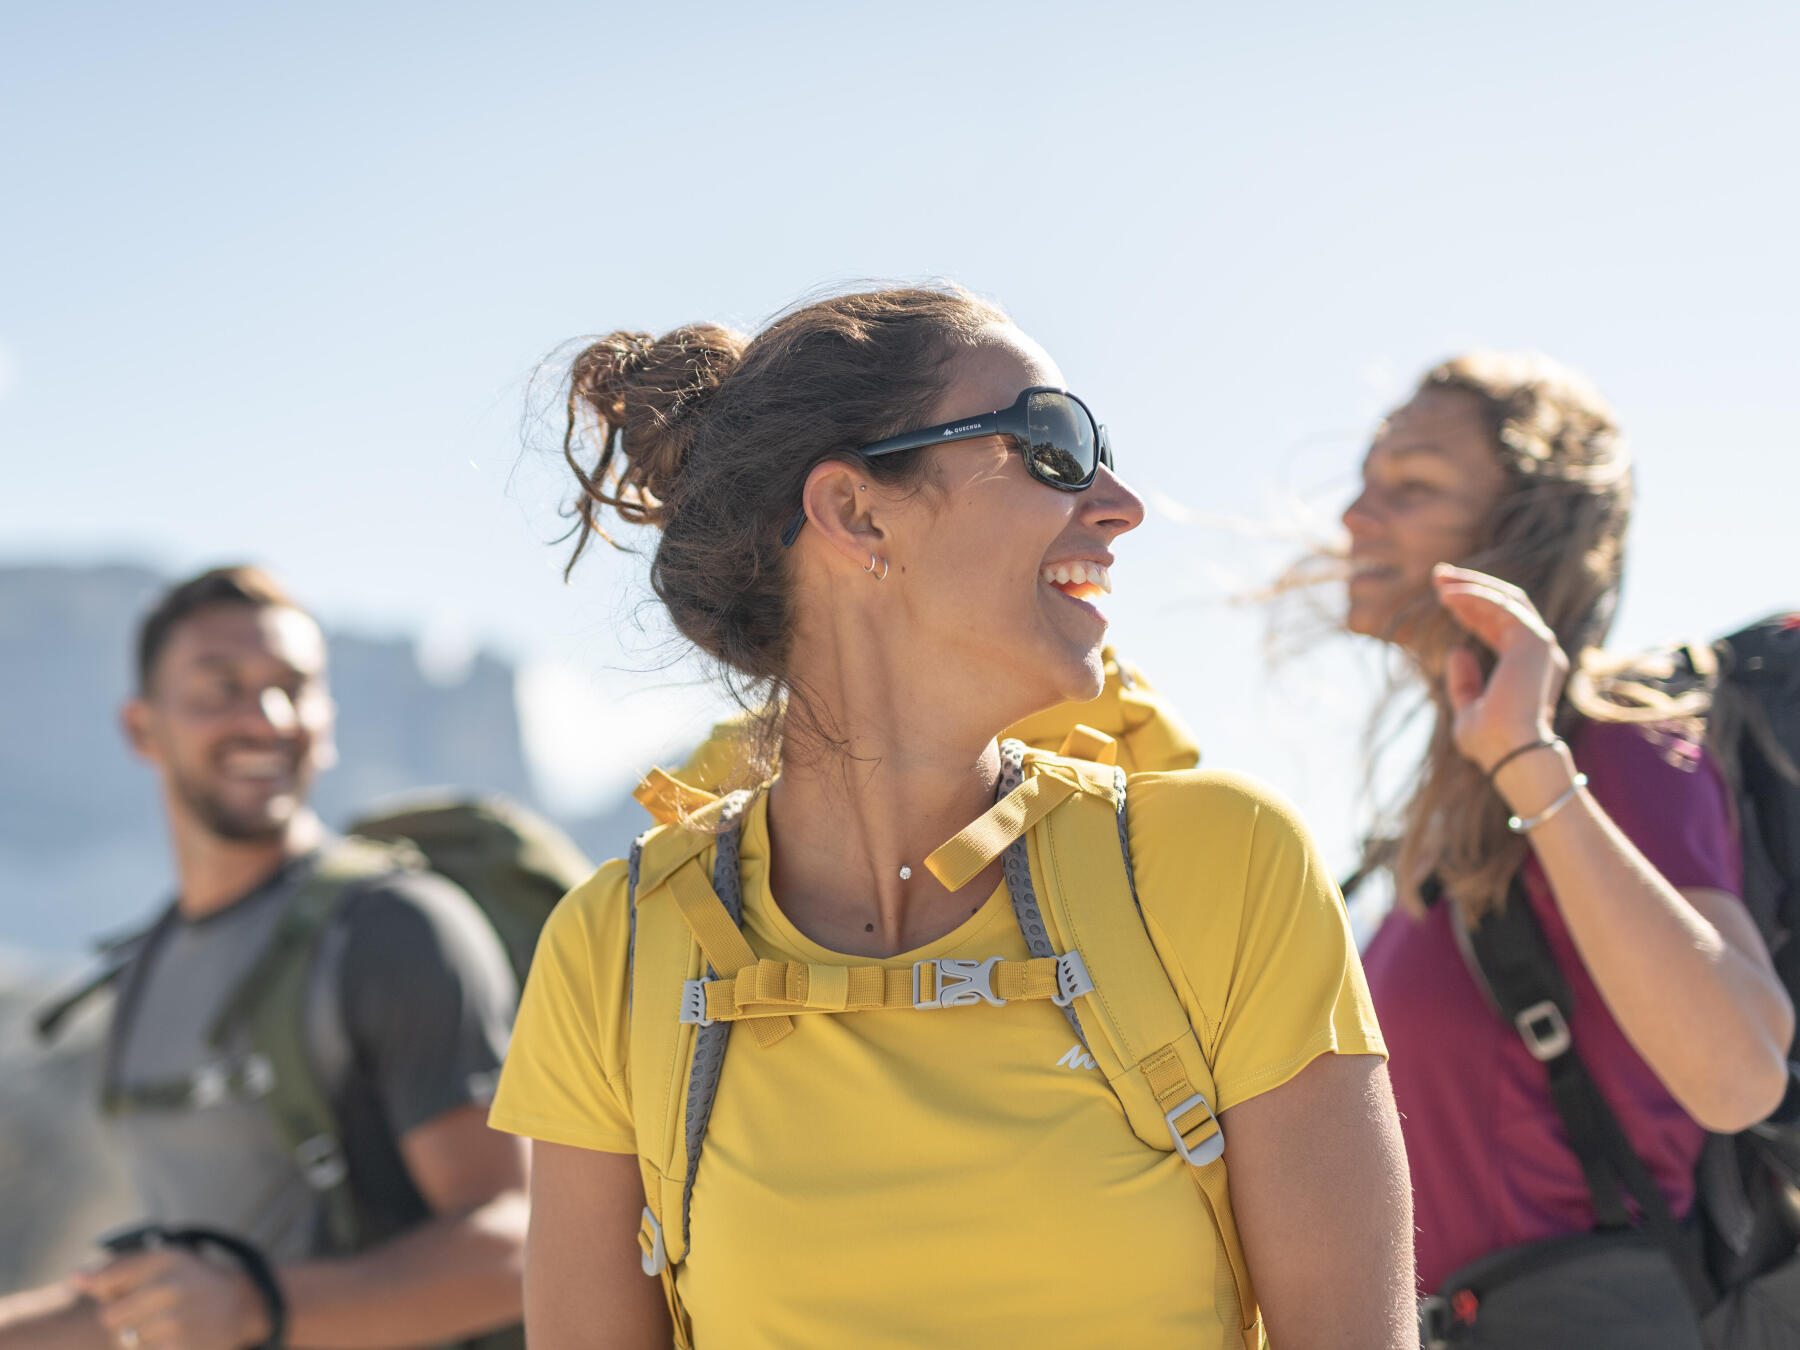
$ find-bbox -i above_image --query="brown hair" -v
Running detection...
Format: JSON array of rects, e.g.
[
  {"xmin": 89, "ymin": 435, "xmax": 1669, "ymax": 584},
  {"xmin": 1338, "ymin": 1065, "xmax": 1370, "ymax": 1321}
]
[
  {"xmin": 1372, "ymin": 352, "xmax": 1638, "ymax": 920},
  {"xmin": 557, "ymin": 284, "xmax": 1009, "ymax": 778},
  {"xmin": 136, "ymin": 565, "xmax": 304, "ymax": 694}
]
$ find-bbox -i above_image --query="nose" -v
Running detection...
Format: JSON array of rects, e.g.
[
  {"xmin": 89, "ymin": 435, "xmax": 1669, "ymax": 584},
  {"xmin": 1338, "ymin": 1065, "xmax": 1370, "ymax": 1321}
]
[
  {"xmin": 1342, "ymin": 484, "xmax": 1383, "ymax": 540},
  {"xmin": 1081, "ymin": 464, "xmax": 1146, "ymax": 539}
]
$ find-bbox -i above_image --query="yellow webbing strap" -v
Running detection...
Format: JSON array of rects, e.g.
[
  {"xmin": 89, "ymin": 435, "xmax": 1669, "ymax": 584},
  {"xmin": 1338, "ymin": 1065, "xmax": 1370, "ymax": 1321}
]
[
  {"xmin": 924, "ymin": 765, "xmax": 1115, "ymax": 892},
  {"xmin": 1029, "ymin": 774, "xmax": 1261, "ymax": 1344},
  {"xmin": 665, "ymin": 858, "xmax": 794, "ymax": 1049},
  {"xmin": 1056, "ymin": 723, "xmax": 1119, "ymax": 765},
  {"xmin": 696, "ymin": 954, "xmax": 1067, "ymax": 1021},
  {"xmin": 634, "ymin": 767, "xmax": 721, "ymax": 827}
]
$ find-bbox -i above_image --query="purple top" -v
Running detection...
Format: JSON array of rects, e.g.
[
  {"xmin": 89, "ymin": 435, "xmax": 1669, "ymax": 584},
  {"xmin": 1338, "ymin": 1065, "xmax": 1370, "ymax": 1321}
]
[{"xmin": 1362, "ymin": 719, "xmax": 1743, "ymax": 1293}]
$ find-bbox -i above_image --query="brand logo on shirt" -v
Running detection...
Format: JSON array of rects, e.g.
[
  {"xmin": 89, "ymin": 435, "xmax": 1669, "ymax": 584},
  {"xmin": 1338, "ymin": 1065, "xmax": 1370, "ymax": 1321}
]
[{"xmin": 1054, "ymin": 1043, "xmax": 1098, "ymax": 1072}]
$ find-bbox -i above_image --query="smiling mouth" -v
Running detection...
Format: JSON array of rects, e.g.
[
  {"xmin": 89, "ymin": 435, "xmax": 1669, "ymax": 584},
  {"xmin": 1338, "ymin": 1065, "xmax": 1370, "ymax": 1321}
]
[
  {"xmin": 217, "ymin": 748, "xmax": 297, "ymax": 784},
  {"xmin": 1041, "ymin": 561, "xmax": 1112, "ymax": 603}
]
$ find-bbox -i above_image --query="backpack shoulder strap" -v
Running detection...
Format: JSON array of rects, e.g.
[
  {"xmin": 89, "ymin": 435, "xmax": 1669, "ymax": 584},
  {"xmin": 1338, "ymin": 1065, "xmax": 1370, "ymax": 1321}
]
[
  {"xmin": 1457, "ymin": 876, "xmax": 1713, "ymax": 1307},
  {"xmin": 626, "ymin": 792, "xmax": 755, "ymax": 1350},
  {"xmin": 1025, "ymin": 748, "xmax": 1259, "ymax": 1343},
  {"xmin": 224, "ymin": 837, "xmax": 419, "ymax": 1253},
  {"xmin": 930, "ymin": 739, "xmax": 1259, "ymax": 1344}
]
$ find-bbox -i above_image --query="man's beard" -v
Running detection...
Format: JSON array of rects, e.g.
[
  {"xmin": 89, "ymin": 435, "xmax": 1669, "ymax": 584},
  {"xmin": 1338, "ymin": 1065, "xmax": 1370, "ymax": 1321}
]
[{"xmin": 171, "ymin": 764, "xmax": 306, "ymax": 843}]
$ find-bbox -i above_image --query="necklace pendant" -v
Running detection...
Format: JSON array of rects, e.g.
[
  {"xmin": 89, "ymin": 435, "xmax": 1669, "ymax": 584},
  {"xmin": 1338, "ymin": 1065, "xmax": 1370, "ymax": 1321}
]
[{"xmin": 898, "ymin": 865, "xmax": 912, "ymax": 881}]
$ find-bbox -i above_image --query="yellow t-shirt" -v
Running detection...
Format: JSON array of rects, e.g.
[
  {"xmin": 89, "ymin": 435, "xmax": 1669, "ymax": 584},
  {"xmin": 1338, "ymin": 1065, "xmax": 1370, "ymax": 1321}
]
[{"xmin": 490, "ymin": 770, "xmax": 1386, "ymax": 1350}]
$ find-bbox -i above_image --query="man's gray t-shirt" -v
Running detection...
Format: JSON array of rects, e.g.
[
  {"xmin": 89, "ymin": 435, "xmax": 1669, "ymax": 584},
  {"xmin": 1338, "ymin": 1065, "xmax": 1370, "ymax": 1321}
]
[{"xmin": 108, "ymin": 849, "xmax": 518, "ymax": 1261}]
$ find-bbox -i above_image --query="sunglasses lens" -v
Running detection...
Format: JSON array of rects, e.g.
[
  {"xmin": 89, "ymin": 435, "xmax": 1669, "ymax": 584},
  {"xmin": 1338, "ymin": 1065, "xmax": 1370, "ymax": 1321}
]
[{"xmin": 1024, "ymin": 391, "xmax": 1098, "ymax": 487}]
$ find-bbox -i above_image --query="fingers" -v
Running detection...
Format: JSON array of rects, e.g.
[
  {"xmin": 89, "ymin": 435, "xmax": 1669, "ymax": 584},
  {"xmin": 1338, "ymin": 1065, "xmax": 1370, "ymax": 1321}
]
[
  {"xmin": 1443, "ymin": 647, "xmax": 1484, "ymax": 715},
  {"xmin": 73, "ymin": 1251, "xmax": 176, "ymax": 1303},
  {"xmin": 1432, "ymin": 571, "xmax": 1554, "ymax": 648},
  {"xmin": 93, "ymin": 1283, "xmax": 177, "ymax": 1335}
]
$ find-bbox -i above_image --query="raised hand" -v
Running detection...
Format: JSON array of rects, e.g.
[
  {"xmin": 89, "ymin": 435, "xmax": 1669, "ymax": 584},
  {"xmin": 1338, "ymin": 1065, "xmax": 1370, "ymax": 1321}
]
[{"xmin": 1430, "ymin": 563, "xmax": 1569, "ymax": 772}]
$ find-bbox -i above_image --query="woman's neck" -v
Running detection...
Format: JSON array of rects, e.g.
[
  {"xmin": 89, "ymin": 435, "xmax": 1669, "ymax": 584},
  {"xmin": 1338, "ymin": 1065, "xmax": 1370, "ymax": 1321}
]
[{"xmin": 766, "ymin": 636, "xmax": 1014, "ymax": 958}]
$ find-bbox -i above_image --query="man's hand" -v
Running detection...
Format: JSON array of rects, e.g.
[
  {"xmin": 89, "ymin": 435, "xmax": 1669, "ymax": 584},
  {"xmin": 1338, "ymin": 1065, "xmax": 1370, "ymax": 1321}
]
[{"xmin": 73, "ymin": 1249, "xmax": 268, "ymax": 1350}]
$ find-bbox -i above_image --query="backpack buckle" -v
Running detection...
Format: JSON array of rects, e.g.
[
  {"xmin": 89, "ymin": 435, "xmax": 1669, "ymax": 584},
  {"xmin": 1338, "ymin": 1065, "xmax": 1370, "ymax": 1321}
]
[
  {"xmin": 1515, "ymin": 999, "xmax": 1571, "ymax": 1061},
  {"xmin": 638, "ymin": 1207, "xmax": 667, "ymax": 1276},
  {"xmin": 913, "ymin": 957, "xmax": 1004, "ymax": 1009},
  {"xmin": 1418, "ymin": 1294, "xmax": 1451, "ymax": 1349},
  {"xmin": 1164, "ymin": 1092, "xmax": 1225, "ymax": 1166},
  {"xmin": 1052, "ymin": 950, "xmax": 1094, "ymax": 1007},
  {"xmin": 294, "ymin": 1133, "xmax": 349, "ymax": 1191},
  {"xmin": 678, "ymin": 979, "xmax": 715, "ymax": 1027}
]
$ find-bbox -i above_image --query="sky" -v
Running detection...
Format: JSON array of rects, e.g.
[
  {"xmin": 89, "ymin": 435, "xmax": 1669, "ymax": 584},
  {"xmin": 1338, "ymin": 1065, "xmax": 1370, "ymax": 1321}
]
[{"xmin": 3, "ymin": 0, "xmax": 1797, "ymax": 893}]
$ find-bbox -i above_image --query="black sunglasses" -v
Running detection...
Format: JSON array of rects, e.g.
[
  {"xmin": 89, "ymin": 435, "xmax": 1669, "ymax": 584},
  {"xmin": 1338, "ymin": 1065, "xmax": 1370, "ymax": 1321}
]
[{"xmin": 779, "ymin": 386, "xmax": 1112, "ymax": 547}]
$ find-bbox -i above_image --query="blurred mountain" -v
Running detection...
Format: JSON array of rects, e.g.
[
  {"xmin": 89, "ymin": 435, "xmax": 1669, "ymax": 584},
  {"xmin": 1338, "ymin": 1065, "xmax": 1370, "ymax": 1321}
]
[{"xmin": 0, "ymin": 561, "xmax": 643, "ymax": 954}]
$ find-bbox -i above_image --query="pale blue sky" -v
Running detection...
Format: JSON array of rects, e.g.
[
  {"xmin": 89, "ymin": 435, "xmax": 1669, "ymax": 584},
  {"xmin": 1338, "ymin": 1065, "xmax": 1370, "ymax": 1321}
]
[{"xmin": 4, "ymin": 1, "xmax": 1796, "ymax": 879}]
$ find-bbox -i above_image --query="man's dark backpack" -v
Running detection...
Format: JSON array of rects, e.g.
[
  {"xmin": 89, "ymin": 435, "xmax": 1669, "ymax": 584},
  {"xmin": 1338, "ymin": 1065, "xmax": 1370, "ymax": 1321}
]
[
  {"xmin": 1423, "ymin": 614, "xmax": 1800, "ymax": 1348},
  {"xmin": 37, "ymin": 794, "xmax": 592, "ymax": 1260}
]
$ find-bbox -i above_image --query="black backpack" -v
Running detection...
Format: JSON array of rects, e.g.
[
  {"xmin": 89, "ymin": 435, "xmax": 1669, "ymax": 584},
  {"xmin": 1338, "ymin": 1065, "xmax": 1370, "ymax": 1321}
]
[{"xmin": 1445, "ymin": 614, "xmax": 1800, "ymax": 1347}]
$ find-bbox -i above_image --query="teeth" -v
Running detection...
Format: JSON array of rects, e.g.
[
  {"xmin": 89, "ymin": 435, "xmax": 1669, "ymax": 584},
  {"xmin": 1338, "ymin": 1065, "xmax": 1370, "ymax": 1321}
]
[
  {"xmin": 1040, "ymin": 562, "xmax": 1112, "ymax": 594},
  {"xmin": 221, "ymin": 751, "xmax": 290, "ymax": 779}
]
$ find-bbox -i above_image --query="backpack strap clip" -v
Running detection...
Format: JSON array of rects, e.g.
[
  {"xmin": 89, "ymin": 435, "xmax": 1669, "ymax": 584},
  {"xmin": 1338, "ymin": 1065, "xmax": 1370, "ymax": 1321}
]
[{"xmin": 912, "ymin": 956, "xmax": 1003, "ymax": 1010}]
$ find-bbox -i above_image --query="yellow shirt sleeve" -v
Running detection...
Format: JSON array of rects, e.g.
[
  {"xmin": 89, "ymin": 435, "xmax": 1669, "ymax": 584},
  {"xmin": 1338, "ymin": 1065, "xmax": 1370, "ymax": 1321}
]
[
  {"xmin": 487, "ymin": 859, "xmax": 637, "ymax": 1153},
  {"xmin": 1127, "ymin": 769, "xmax": 1386, "ymax": 1114}
]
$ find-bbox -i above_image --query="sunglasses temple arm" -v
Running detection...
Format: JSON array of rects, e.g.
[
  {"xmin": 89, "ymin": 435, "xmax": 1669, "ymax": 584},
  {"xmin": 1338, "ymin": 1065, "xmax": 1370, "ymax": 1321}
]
[{"xmin": 856, "ymin": 411, "xmax": 1007, "ymax": 459}]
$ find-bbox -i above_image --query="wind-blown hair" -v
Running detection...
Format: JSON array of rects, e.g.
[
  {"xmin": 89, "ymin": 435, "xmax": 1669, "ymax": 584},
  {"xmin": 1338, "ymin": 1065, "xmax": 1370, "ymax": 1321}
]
[{"xmin": 1364, "ymin": 353, "xmax": 1644, "ymax": 920}]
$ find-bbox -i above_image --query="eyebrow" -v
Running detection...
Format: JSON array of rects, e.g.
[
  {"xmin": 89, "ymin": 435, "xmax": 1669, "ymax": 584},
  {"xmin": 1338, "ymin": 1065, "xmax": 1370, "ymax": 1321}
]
[{"xmin": 1363, "ymin": 439, "xmax": 1453, "ymax": 469}]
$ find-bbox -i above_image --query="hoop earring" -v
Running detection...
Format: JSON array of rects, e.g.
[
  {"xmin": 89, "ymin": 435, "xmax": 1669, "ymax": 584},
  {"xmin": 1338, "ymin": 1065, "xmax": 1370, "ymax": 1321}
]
[{"xmin": 864, "ymin": 553, "xmax": 890, "ymax": 581}]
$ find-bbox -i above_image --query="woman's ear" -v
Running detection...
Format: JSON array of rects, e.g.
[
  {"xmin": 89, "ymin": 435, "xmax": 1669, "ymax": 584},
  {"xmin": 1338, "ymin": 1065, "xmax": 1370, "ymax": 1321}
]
[{"xmin": 798, "ymin": 459, "xmax": 887, "ymax": 570}]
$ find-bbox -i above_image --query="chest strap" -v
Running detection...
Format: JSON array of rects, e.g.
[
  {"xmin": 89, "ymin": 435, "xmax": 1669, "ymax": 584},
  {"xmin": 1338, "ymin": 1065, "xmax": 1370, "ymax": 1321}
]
[{"xmin": 680, "ymin": 950, "xmax": 1093, "ymax": 1024}]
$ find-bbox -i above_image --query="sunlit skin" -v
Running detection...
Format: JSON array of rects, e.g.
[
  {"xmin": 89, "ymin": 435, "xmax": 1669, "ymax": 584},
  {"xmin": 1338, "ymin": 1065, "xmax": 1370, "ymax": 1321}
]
[
  {"xmin": 767, "ymin": 323, "xmax": 1144, "ymax": 957},
  {"xmin": 1341, "ymin": 385, "xmax": 1509, "ymax": 647},
  {"xmin": 121, "ymin": 603, "xmax": 336, "ymax": 918}
]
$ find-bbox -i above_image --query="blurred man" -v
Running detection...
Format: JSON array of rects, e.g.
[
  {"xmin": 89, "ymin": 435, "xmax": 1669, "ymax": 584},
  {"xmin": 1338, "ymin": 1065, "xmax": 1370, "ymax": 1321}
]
[{"xmin": 0, "ymin": 567, "xmax": 526, "ymax": 1350}]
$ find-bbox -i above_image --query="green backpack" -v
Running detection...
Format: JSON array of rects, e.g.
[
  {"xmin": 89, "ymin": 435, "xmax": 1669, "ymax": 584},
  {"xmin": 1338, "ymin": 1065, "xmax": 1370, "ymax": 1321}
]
[{"xmin": 39, "ymin": 794, "xmax": 592, "ymax": 1256}]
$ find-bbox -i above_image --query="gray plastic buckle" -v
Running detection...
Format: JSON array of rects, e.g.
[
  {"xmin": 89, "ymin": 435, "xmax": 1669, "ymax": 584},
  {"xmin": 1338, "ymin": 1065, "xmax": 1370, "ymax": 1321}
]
[
  {"xmin": 1515, "ymin": 999, "xmax": 1571, "ymax": 1061},
  {"xmin": 190, "ymin": 1061, "xmax": 230, "ymax": 1109},
  {"xmin": 1052, "ymin": 950, "xmax": 1094, "ymax": 1007},
  {"xmin": 679, "ymin": 979, "xmax": 715, "ymax": 1027},
  {"xmin": 1164, "ymin": 1092, "xmax": 1225, "ymax": 1167},
  {"xmin": 639, "ymin": 1206, "xmax": 667, "ymax": 1276},
  {"xmin": 240, "ymin": 1052, "xmax": 276, "ymax": 1098},
  {"xmin": 295, "ymin": 1133, "xmax": 349, "ymax": 1191},
  {"xmin": 1418, "ymin": 1294, "xmax": 1451, "ymax": 1349},
  {"xmin": 912, "ymin": 956, "xmax": 1004, "ymax": 1009}
]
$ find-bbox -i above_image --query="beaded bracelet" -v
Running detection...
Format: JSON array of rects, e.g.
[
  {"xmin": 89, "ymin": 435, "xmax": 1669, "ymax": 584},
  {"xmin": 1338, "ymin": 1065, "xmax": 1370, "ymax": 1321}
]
[{"xmin": 1507, "ymin": 773, "xmax": 1589, "ymax": 834}]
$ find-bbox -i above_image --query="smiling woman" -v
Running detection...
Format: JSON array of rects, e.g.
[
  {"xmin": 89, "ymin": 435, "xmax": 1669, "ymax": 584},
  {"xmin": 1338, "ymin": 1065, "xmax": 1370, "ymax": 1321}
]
[{"xmin": 491, "ymin": 284, "xmax": 1414, "ymax": 1350}]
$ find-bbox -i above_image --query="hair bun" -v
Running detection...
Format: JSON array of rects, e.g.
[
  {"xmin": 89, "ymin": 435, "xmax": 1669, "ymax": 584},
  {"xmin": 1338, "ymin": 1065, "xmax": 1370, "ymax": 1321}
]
[{"xmin": 563, "ymin": 325, "xmax": 747, "ymax": 537}]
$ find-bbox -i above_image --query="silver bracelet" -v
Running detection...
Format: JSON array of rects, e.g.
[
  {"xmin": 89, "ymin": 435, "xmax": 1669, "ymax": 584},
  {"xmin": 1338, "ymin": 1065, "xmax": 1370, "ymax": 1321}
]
[{"xmin": 1506, "ymin": 773, "xmax": 1588, "ymax": 834}]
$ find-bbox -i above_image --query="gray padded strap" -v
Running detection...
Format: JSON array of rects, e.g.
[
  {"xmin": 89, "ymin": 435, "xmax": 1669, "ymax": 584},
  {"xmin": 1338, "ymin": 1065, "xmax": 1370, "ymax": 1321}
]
[
  {"xmin": 997, "ymin": 739, "xmax": 1084, "ymax": 1041},
  {"xmin": 679, "ymin": 790, "xmax": 751, "ymax": 1253}
]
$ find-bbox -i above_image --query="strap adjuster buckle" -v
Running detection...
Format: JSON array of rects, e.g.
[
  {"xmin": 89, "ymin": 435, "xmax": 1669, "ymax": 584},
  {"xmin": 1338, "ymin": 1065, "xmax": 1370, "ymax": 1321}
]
[
  {"xmin": 638, "ymin": 1207, "xmax": 667, "ymax": 1275},
  {"xmin": 1164, "ymin": 1091, "xmax": 1225, "ymax": 1166},
  {"xmin": 1418, "ymin": 1294, "xmax": 1451, "ymax": 1349},
  {"xmin": 679, "ymin": 979, "xmax": 715, "ymax": 1027},
  {"xmin": 295, "ymin": 1133, "xmax": 349, "ymax": 1191},
  {"xmin": 912, "ymin": 957, "xmax": 1004, "ymax": 1009},
  {"xmin": 1515, "ymin": 999, "xmax": 1571, "ymax": 1061},
  {"xmin": 1052, "ymin": 950, "xmax": 1094, "ymax": 1007}
]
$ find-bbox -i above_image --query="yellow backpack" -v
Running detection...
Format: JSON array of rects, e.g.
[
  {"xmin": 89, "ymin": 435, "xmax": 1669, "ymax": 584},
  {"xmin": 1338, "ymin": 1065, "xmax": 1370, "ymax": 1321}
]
[{"xmin": 624, "ymin": 732, "xmax": 1261, "ymax": 1349}]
